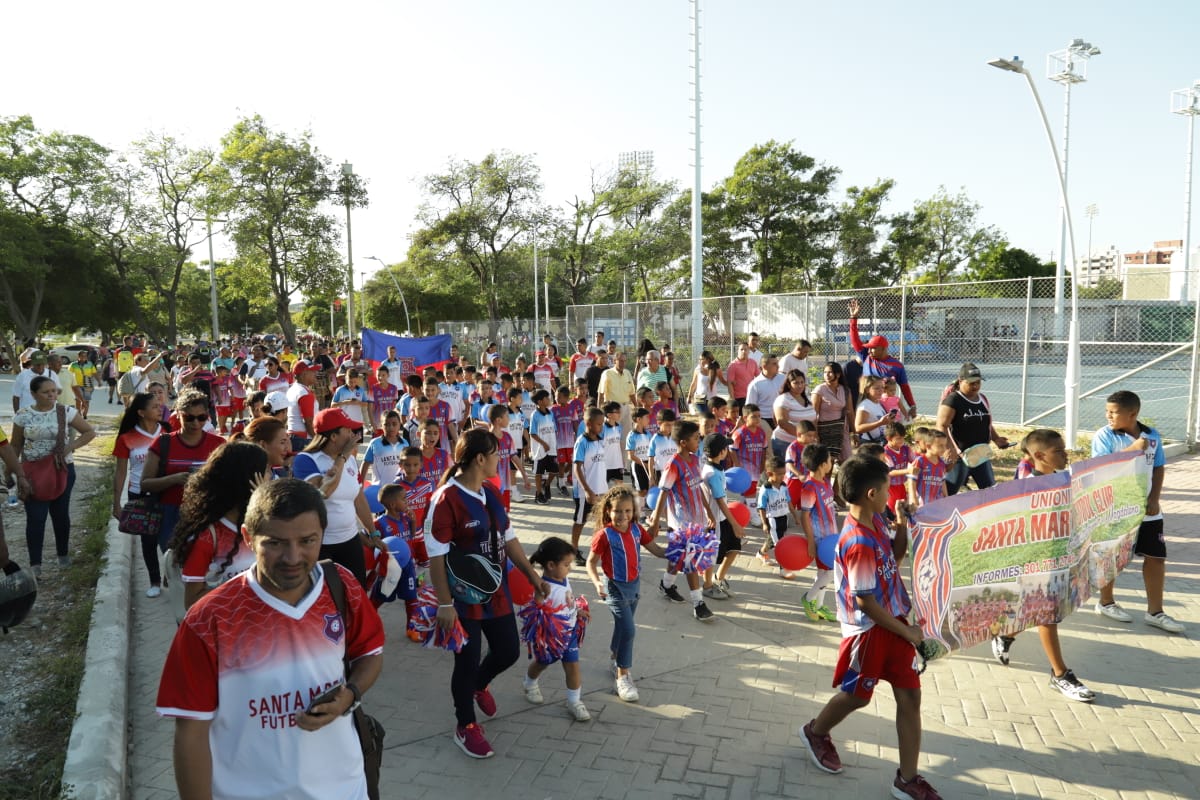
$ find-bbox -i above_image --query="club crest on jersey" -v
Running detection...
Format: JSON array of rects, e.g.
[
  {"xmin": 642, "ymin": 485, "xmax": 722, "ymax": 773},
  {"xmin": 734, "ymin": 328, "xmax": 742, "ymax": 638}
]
[{"xmin": 323, "ymin": 613, "xmax": 345, "ymax": 644}]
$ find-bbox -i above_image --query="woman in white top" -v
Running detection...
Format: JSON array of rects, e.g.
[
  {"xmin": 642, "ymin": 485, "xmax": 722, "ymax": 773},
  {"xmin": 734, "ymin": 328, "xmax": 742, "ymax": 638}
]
[
  {"xmin": 686, "ymin": 351, "xmax": 717, "ymax": 415},
  {"xmin": 112, "ymin": 393, "xmax": 167, "ymax": 595},
  {"xmin": 812, "ymin": 361, "xmax": 852, "ymax": 462},
  {"xmin": 771, "ymin": 369, "xmax": 817, "ymax": 459},
  {"xmin": 290, "ymin": 408, "xmax": 385, "ymax": 587},
  {"xmin": 12, "ymin": 376, "xmax": 96, "ymax": 575},
  {"xmin": 855, "ymin": 375, "xmax": 892, "ymax": 444}
]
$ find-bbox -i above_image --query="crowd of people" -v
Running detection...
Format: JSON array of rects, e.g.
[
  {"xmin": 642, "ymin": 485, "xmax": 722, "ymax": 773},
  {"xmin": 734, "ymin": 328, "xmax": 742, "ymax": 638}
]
[{"xmin": 0, "ymin": 320, "xmax": 1185, "ymax": 800}]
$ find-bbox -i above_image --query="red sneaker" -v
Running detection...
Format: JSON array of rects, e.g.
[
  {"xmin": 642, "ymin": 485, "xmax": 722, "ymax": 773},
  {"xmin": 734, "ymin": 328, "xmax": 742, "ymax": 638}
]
[
  {"xmin": 801, "ymin": 720, "xmax": 843, "ymax": 774},
  {"xmin": 474, "ymin": 687, "xmax": 497, "ymax": 718},
  {"xmin": 891, "ymin": 770, "xmax": 942, "ymax": 800},
  {"xmin": 454, "ymin": 723, "xmax": 494, "ymax": 759}
]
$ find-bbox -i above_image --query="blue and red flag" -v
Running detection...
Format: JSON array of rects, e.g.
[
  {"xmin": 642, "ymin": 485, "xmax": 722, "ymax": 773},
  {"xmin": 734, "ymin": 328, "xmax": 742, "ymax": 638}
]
[{"xmin": 360, "ymin": 328, "xmax": 453, "ymax": 377}]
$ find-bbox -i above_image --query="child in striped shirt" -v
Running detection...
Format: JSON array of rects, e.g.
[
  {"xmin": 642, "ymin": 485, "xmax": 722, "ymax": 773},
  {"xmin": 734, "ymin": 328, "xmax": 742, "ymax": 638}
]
[
  {"xmin": 799, "ymin": 444, "xmax": 839, "ymax": 621},
  {"xmin": 906, "ymin": 429, "xmax": 949, "ymax": 508}
]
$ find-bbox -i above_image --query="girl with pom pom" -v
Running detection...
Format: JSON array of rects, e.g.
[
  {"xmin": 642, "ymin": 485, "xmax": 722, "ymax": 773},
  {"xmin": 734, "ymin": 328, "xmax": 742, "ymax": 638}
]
[
  {"xmin": 586, "ymin": 485, "xmax": 668, "ymax": 703},
  {"xmin": 521, "ymin": 536, "xmax": 593, "ymax": 721}
]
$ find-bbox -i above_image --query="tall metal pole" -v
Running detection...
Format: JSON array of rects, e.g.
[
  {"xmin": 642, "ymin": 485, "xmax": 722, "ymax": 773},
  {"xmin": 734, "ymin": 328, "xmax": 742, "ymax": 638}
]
[
  {"xmin": 342, "ymin": 162, "xmax": 356, "ymax": 338},
  {"xmin": 1174, "ymin": 81, "xmax": 1200, "ymax": 442},
  {"xmin": 360, "ymin": 271, "xmax": 368, "ymax": 332},
  {"xmin": 990, "ymin": 57, "xmax": 1082, "ymax": 444},
  {"xmin": 533, "ymin": 238, "xmax": 540, "ymax": 344},
  {"xmin": 1084, "ymin": 204, "xmax": 1098, "ymax": 286},
  {"xmin": 365, "ymin": 256, "xmax": 410, "ymax": 335},
  {"xmin": 1053, "ymin": 80, "xmax": 1072, "ymax": 343},
  {"xmin": 689, "ymin": 0, "xmax": 703, "ymax": 363},
  {"xmin": 206, "ymin": 217, "xmax": 219, "ymax": 341}
]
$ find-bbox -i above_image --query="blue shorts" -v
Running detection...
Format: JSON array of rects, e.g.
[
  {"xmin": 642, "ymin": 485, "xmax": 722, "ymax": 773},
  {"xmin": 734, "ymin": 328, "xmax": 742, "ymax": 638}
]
[{"xmin": 537, "ymin": 624, "xmax": 581, "ymax": 665}]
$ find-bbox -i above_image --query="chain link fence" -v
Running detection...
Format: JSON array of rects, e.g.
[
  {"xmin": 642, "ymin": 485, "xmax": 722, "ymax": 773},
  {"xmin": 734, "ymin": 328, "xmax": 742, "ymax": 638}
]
[
  {"xmin": 563, "ymin": 276, "xmax": 1198, "ymax": 442},
  {"xmin": 435, "ymin": 317, "xmax": 568, "ymax": 365}
]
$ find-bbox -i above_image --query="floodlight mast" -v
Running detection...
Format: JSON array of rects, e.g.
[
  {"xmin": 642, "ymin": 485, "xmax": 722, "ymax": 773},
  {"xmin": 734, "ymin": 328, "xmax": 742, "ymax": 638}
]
[
  {"xmin": 1174, "ymin": 81, "xmax": 1200, "ymax": 443},
  {"xmin": 1045, "ymin": 39, "xmax": 1100, "ymax": 348},
  {"xmin": 988, "ymin": 56, "xmax": 1082, "ymax": 446}
]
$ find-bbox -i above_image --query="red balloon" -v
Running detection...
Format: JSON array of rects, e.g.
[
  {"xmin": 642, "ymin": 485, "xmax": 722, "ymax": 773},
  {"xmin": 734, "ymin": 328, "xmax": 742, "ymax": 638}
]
[
  {"xmin": 775, "ymin": 535, "xmax": 814, "ymax": 572},
  {"xmin": 727, "ymin": 501, "xmax": 752, "ymax": 528},
  {"xmin": 508, "ymin": 565, "xmax": 535, "ymax": 605},
  {"xmin": 787, "ymin": 478, "xmax": 803, "ymax": 507}
]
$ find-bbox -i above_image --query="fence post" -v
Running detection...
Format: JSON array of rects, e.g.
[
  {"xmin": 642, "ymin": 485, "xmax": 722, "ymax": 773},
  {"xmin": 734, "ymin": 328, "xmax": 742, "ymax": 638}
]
[
  {"xmin": 898, "ymin": 283, "xmax": 908, "ymax": 362},
  {"xmin": 730, "ymin": 296, "xmax": 736, "ymax": 363},
  {"xmin": 1020, "ymin": 276, "xmax": 1033, "ymax": 423},
  {"xmin": 1186, "ymin": 291, "xmax": 1200, "ymax": 446}
]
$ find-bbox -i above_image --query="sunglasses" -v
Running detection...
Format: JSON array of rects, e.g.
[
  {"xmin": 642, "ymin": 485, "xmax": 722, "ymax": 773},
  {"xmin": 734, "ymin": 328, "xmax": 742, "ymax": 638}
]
[{"xmin": 182, "ymin": 413, "xmax": 209, "ymax": 423}]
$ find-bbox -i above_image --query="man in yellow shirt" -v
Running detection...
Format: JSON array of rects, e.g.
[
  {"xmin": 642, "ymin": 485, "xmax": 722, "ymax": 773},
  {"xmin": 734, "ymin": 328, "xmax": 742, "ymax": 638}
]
[{"xmin": 69, "ymin": 350, "xmax": 98, "ymax": 418}]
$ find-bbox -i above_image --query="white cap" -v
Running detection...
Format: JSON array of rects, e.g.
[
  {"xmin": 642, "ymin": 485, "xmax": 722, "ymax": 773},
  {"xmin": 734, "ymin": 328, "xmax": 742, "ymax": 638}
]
[{"xmin": 265, "ymin": 390, "xmax": 290, "ymax": 413}]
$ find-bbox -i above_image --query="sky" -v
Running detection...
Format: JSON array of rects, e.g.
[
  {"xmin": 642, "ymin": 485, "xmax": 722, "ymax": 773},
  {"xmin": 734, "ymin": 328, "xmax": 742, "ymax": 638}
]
[{"xmin": 6, "ymin": 0, "xmax": 1200, "ymax": 288}]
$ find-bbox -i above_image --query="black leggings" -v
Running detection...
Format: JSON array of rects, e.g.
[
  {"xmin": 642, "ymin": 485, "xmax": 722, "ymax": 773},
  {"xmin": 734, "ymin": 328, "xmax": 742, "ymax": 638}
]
[
  {"xmin": 320, "ymin": 538, "xmax": 368, "ymax": 589},
  {"xmin": 452, "ymin": 614, "xmax": 520, "ymax": 726},
  {"xmin": 142, "ymin": 534, "xmax": 161, "ymax": 586}
]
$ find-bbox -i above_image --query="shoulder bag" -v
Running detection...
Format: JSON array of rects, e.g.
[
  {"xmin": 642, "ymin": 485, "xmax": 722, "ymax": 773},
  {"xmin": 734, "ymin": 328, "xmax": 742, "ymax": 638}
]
[
  {"xmin": 119, "ymin": 433, "xmax": 169, "ymax": 536},
  {"xmin": 21, "ymin": 405, "xmax": 68, "ymax": 502},
  {"xmin": 444, "ymin": 489, "xmax": 504, "ymax": 604},
  {"xmin": 322, "ymin": 561, "xmax": 384, "ymax": 800}
]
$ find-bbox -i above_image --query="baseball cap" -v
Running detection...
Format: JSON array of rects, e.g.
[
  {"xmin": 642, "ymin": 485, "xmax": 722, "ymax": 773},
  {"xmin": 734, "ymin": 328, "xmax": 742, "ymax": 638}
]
[
  {"xmin": 865, "ymin": 335, "xmax": 889, "ymax": 349},
  {"xmin": 28, "ymin": 350, "xmax": 47, "ymax": 364},
  {"xmin": 958, "ymin": 362, "xmax": 984, "ymax": 381},
  {"xmin": 264, "ymin": 390, "xmax": 290, "ymax": 413},
  {"xmin": 703, "ymin": 433, "xmax": 732, "ymax": 458},
  {"xmin": 292, "ymin": 360, "xmax": 313, "ymax": 374},
  {"xmin": 314, "ymin": 407, "xmax": 363, "ymax": 433},
  {"xmin": 535, "ymin": 350, "xmax": 546, "ymax": 357}
]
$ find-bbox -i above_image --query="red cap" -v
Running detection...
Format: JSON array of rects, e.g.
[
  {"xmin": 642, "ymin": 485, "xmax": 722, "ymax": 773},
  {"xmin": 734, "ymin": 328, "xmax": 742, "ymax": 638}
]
[
  {"xmin": 314, "ymin": 408, "xmax": 363, "ymax": 433},
  {"xmin": 292, "ymin": 360, "xmax": 313, "ymax": 374},
  {"xmin": 865, "ymin": 335, "xmax": 889, "ymax": 349}
]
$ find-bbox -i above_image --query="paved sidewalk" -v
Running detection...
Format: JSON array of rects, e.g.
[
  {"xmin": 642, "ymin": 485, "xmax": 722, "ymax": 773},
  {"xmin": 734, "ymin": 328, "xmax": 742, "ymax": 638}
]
[{"xmin": 129, "ymin": 460, "xmax": 1200, "ymax": 799}]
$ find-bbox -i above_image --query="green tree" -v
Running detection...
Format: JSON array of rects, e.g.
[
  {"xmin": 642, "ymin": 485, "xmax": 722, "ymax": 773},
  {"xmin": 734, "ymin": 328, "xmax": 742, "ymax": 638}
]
[
  {"xmin": 212, "ymin": 115, "xmax": 355, "ymax": 343},
  {"xmin": 720, "ymin": 140, "xmax": 839, "ymax": 293},
  {"xmin": 909, "ymin": 187, "xmax": 1001, "ymax": 284},
  {"xmin": 414, "ymin": 152, "xmax": 545, "ymax": 338},
  {"xmin": 965, "ymin": 242, "xmax": 1055, "ymax": 296},
  {"xmin": 1078, "ymin": 277, "xmax": 1123, "ymax": 300},
  {"xmin": 594, "ymin": 166, "xmax": 679, "ymax": 302}
]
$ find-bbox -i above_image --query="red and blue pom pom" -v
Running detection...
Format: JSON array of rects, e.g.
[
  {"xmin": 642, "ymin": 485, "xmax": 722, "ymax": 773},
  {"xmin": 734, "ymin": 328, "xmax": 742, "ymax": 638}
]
[
  {"xmin": 664, "ymin": 524, "xmax": 718, "ymax": 574},
  {"xmin": 408, "ymin": 584, "xmax": 467, "ymax": 653},
  {"xmin": 574, "ymin": 596, "xmax": 589, "ymax": 646}
]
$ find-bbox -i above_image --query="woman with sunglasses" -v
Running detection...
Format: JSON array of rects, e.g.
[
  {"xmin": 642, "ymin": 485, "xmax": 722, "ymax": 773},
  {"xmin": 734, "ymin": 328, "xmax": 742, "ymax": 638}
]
[{"xmin": 141, "ymin": 388, "xmax": 227, "ymax": 554}]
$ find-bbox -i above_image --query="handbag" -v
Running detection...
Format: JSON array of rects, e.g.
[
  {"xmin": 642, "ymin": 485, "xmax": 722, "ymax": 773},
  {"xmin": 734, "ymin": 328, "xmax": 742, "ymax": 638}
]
[
  {"xmin": 118, "ymin": 433, "xmax": 169, "ymax": 536},
  {"xmin": 321, "ymin": 562, "xmax": 384, "ymax": 800},
  {"xmin": 444, "ymin": 488, "xmax": 504, "ymax": 604},
  {"xmin": 21, "ymin": 405, "xmax": 68, "ymax": 501}
]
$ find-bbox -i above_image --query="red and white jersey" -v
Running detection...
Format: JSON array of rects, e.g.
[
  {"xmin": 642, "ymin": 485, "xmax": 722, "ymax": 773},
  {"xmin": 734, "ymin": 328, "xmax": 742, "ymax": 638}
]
[
  {"xmin": 156, "ymin": 564, "xmax": 384, "ymax": 800},
  {"xmin": 180, "ymin": 519, "xmax": 255, "ymax": 587},
  {"xmin": 112, "ymin": 424, "xmax": 162, "ymax": 495},
  {"xmin": 531, "ymin": 363, "xmax": 556, "ymax": 392}
]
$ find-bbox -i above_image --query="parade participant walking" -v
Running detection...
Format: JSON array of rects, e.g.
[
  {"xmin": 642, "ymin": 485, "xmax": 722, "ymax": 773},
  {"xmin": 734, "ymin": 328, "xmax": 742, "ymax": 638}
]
[
  {"xmin": 812, "ymin": 362, "xmax": 852, "ymax": 462},
  {"xmin": 745, "ymin": 354, "xmax": 784, "ymax": 428},
  {"xmin": 935, "ymin": 363, "xmax": 1008, "ymax": 495},
  {"xmin": 113, "ymin": 393, "xmax": 166, "ymax": 595},
  {"xmin": 636, "ymin": 349, "xmax": 670, "ymax": 393},
  {"xmin": 426, "ymin": 429, "xmax": 549, "ymax": 759},
  {"xmin": 847, "ymin": 299, "xmax": 917, "ymax": 418},
  {"xmin": 771, "ymin": 369, "xmax": 817, "ymax": 459},
  {"xmin": 725, "ymin": 342, "xmax": 758, "ymax": 416},
  {"xmin": 156, "ymin": 479, "xmax": 385, "ymax": 800}
]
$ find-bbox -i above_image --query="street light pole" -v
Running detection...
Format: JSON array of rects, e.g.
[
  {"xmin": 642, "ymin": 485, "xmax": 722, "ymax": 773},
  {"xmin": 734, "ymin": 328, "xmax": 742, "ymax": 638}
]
[
  {"xmin": 1046, "ymin": 39, "xmax": 1100, "ymax": 345},
  {"xmin": 532, "ymin": 237, "xmax": 539, "ymax": 344},
  {"xmin": 990, "ymin": 56, "xmax": 1082, "ymax": 445},
  {"xmin": 341, "ymin": 162, "xmax": 356, "ymax": 338},
  {"xmin": 360, "ymin": 271, "xmax": 368, "ymax": 332},
  {"xmin": 205, "ymin": 217, "xmax": 220, "ymax": 341},
  {"xmin": 1085, "ymin": 204, "xmax": 1099, "ymax": 286},
  {"xmin": 689, "ymin": 0, "xmax": 704, "ymax": 363},
  {"xmin": 1173, "ymin": 81, "xmax": 1200, "ymax": 442},
  {"xmin": 365, "ymin": 256, "xmax": 411, "ymax": 335}
]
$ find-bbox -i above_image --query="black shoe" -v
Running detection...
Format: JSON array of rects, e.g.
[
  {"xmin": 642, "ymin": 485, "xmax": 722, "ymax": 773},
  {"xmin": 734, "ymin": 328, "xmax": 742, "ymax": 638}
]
[
  {"xmin": 574, "ymin": 553, "xmax": 586, "ymax": 567},
  {"xmin": 693, "ymin": 602, "xmax": 715, "ymax": 622},
  {"xmin": 535, "ymin": 489, "xmax": 549, "ymax": 505},
  {"xmin": 658, "ymin": 582, "xmax": 686, "ymax": 603},
  {"xmin": 559, "ymin": 484, "xmax": 570, "ymax": 497}
]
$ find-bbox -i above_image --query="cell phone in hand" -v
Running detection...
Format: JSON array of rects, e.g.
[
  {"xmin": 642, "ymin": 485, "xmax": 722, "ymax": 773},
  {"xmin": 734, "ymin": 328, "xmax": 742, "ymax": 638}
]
[{"xmin": 306, "ymin": 683, "xmax": 343, "ymax": 715}]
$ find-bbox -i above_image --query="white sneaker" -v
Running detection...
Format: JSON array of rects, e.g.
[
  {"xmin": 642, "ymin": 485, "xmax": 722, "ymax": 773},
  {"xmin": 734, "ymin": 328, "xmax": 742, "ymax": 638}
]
[
  {"xmin": 1144, "ymin": 611, "xmax": 1185, "ymax": 634},
  {"xmin": 567, "ymin": 700, "xmax": 591, "ymax": 721},
  {"xmin": 1094, "ymin": 602, "xmax": 1133, "ymax": 623},
  {"xmin": 615, "ymin": 674, "xmax": 639, "ymax": 702},
  {"xmin": 146, "ymin": 586, "xmax": 162, "ymax": 598},
  {"xmin": 512, "ymin": 485, "xmax": 526, "ymax": 503},
  {"xmin": 524, "ymin": 682, "xmax": 544, "ymax": 704},
  {"xmin": 609, "ymin": 658, "xmax": 619, "ymax": 677}
]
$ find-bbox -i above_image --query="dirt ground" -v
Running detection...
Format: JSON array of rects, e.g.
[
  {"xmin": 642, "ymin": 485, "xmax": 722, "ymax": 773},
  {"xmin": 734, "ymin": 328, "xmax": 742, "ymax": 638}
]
[{"xmin": 0, "ymin": 430, "xmax": 114, "ymax": 784}]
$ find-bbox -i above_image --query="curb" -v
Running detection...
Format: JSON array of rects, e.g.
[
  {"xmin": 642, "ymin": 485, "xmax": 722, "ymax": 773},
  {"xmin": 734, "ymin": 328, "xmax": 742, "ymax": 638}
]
[{"xmin": 61, "ymin": 518, "xmax": 132, "ymax": 800}]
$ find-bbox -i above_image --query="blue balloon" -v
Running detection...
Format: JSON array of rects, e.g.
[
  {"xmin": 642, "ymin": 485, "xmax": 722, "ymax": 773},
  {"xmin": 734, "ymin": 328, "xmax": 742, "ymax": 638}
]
[
  {"xmin": 724, "ymin": 467, "xmax": 751, "ymax": 495},
  {"xmin": 817, "ymin": 534, "xmax": 838, "ymax": 568},
  {"xmin": 646, "ymin": 486, "xmax": 661, "ymax": 511},
  {"xmin": 363, "ymin": 483, "xmax": 384, "ymax": 514},
  {"xmin": 383, "ymin": 536, "xmax": 412, "ymax": 570}
]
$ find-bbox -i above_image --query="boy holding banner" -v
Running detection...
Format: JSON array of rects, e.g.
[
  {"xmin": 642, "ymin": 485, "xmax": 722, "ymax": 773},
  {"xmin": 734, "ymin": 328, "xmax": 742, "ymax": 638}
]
[
  {"xmin": 989, "ymin": 429, "xmax": 1097, "ymax": 702},
  {"xmin": 801, "ymin": 457, "xmax": 939, "ymax": 800},
  {"xmin": 1091, "ymin": 391, "xmax": 1184, "ymax": 634}
]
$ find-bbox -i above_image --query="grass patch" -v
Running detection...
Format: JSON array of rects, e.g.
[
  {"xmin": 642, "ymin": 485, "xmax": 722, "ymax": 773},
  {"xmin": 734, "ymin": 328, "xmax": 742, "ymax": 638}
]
[{"xmin": 7, "ymin": 450, "xmax": 114, "ymax": 800}]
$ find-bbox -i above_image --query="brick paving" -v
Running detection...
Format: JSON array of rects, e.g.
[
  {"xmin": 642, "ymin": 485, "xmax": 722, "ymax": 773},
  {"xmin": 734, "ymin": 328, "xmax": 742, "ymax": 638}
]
[{"xmin": 128, "ymin": 458, "xmax": 1200, "ymax": 799}]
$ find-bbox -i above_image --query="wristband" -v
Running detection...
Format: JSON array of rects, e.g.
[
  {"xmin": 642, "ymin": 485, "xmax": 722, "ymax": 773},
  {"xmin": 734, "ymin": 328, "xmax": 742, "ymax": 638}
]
[{"xmin": 438, "ymin": 603, "xmax": 455, "ymax": 608}]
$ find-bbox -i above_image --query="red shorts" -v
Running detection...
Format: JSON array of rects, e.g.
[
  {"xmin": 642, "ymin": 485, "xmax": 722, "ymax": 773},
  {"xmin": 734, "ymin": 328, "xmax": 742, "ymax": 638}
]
[
  {"xmin": 556, "ymin": 447, "xmax": 573, "ymax": 467},
  {"xmin": 501, "ymin": 489, "xmax": 511, "ymax": 512},
  {"xmin": 230, "ymin": 397, "xmax": 245, "ymax": 413},
  {"xmin": 832, "ymin": 621, "xmax": 921, "ymax": 700},
  {"xmin": 216, "ymin": 405, "xmax": 232, "ymax": 417},
  {"xmin": 888, "ymin": 484, "xmax": 907, "ymax": 512}
]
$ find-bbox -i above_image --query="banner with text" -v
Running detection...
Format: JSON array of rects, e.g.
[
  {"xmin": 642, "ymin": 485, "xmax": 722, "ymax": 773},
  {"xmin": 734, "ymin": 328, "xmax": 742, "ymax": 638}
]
[{"xmin": 909, "ymin": 450, "xmax": 1150, "ymax": 660}]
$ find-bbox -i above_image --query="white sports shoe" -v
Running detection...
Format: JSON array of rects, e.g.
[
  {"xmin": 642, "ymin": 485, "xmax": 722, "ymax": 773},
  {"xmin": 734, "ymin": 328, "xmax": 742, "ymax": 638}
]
[
  {"xmin": 146, "ymin": 586, "xmax": 162, "ymax": 598},
  {"xmin": 1094, "ymin": 602, "xmax": 1133, "ymax": 623},
  {"xmin": 615, "ymin": 674, "xmax": 639, "ymax": 702},
  {"xmin": 524, "ymin": 681, "xmax": 544, "ymax": 704},
  {"xmin": 567, "ymin": 700, "xmax": 591, "ymax": 721},
  {"xmin": 1144, "ymin": 611, "xmax": 1184, "ymax": 634}
]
